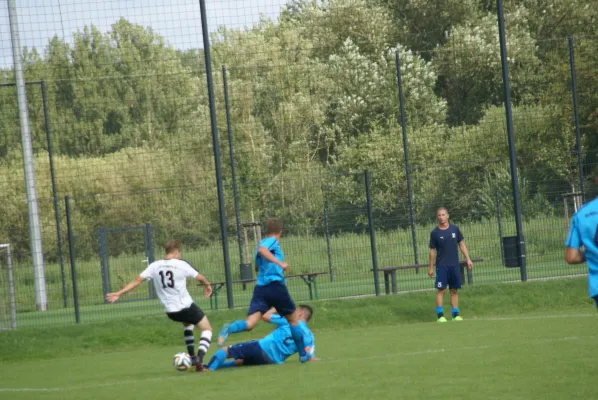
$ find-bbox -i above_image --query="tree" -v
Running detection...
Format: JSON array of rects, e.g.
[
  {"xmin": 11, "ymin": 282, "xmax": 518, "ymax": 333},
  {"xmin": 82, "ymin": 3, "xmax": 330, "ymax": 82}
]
[
  {"xmin": 281, "ymin": 0, "xmax": 395, "ymax": 60},
  {"xmin": 321, "ymin": 40, "xmax": 446, "ymax": 162},
  {"xmin": 434, "ymin": 7, "xmax": 541, "ymax": 125},
  {"xmin": 374, "ymin": 0, "xmax": 482, "ymax": 52}
]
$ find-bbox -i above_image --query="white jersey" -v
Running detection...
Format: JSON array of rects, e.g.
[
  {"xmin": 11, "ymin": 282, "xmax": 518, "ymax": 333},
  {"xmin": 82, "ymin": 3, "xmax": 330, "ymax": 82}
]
[{"xmin": 140, "ymin": 258, "xmax": 199, "ymax": 313}]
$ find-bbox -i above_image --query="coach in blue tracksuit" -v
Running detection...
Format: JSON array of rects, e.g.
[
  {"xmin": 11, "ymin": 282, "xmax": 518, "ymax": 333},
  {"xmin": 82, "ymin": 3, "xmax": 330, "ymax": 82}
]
[{"xmin": 428, "ymin": 207, "xmax": 474, "ymax": 323}]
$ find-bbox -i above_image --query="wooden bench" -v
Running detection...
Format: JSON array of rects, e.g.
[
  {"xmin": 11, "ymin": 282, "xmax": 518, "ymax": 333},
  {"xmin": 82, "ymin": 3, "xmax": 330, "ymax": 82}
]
[
  {"xmin": 203, "ymin": 272, "xmax": 329, "ymax": 310},
  {"xmin": 373, "ymin": 258, "xmax": 483, "ymax": 295}
]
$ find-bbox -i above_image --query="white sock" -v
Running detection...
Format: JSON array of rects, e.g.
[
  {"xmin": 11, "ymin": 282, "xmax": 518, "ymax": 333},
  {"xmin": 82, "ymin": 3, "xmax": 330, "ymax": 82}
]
[{"xmin": 198, "ymin": 330, "xmax": 212, "ymax": 355}]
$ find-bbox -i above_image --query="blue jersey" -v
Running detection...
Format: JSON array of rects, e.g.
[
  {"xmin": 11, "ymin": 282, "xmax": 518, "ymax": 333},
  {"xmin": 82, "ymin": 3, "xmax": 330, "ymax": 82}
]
[
  {"xmin": 258, "ymin": 318, "xmax": 315, "ymax": 364},
  {"xmin": 255, "ymin": 237, "xmax": 285, "ymax": 286},
  {"xmin": 566, "ymin": 198, "xmax": 598, "ymax": 298},
  {"xmin": 429, "ymin": 224, "xmax": 463, "ymax": 267}
]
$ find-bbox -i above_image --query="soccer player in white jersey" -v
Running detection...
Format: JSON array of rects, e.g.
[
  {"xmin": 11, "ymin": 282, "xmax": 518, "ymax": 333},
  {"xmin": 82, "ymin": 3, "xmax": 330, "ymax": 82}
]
[{"xmin": 106, "ymin": 240, "xmax": 213, "ymax": 371}]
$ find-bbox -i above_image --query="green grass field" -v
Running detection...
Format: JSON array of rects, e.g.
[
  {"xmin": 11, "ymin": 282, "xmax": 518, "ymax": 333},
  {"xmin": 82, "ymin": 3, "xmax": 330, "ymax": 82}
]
[{"xmin": 0, "ymin": 278, "xmax": 595, "ymax": 400}]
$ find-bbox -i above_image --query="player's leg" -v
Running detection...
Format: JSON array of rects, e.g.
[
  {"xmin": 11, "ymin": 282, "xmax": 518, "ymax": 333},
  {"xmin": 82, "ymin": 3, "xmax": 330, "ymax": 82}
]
[
  {"xmin": 182, "ymin": 323, "xmax": 196, "ymax": 359},
  {"xmin": 435, "ymin": 267, "xmax": 448, "ymax": 322},
  {"xmin": 194, "ymin": 314, "xmax": 212, "ymax": 369},
  {"xmin": 450, "ymin": 289, "xmax": 462, "ymax": 320},
  {"xmin": 218, "ymin": 285, "xmax": 268, "ymax": 346},
  {"xmin": 270, "ymin": 283, "xmax": 309, "ymax": 361},
  {"xmin": 167, "ymin": 307, "xmax": 204, "ymax": 364},
  {"xmin": 448, "ymin": 266, "xmax": 463, "ymax": 320},
  {"xmin": 208, "ymin": 341, "xmax": 268, "ymax": 371},
  {"xmin": 206, "ymin": 346, "xmax": 236, "ymax": 371},
  {"xmin": 283, "ymin": 310, "xmax": 310, "ymax": 361}
]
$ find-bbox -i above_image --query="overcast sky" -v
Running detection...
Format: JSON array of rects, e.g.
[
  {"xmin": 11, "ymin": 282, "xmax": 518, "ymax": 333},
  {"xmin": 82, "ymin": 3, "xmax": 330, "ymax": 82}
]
[{"xmin": 0, "ymin": 0, "xmax": 286, "ymax": 67}]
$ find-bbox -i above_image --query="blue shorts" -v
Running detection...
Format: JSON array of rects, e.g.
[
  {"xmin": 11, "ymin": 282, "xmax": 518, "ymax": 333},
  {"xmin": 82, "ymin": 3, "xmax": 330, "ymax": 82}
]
[
  {"xmin": 435, "ymin": 266, "xmax": 462, "ymax": 290},
  {"xmin": 227, "ymin": 341, "xmax": 273, "ymax": 366},
  {"xmin": 247, "ymin": 281, "xmax": 296, "ymax": 316}
]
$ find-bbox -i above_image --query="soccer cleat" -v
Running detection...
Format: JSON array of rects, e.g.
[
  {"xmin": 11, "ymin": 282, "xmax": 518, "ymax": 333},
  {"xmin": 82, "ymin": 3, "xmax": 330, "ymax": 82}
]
[
  {"xmin": 453, "ymin": 316, "xmax": 463, "ymax": 321},
  {"xmin": 299, "ymin": 354, "xmax": 310, "ymax": 363},
  {"xmin": 437, "ymin": 316, "xmax": 448, "ymax": 323},
  {"xmin": 217, "ymin": 323, "xmax": 230, "ymax": 347},
  {"xmin": 193, "ymin": 354, "xmax": 205, "ymax": 372},
  {"xmin": 195, "ymin": 361, "xmax": 204, "ymax": 372}
]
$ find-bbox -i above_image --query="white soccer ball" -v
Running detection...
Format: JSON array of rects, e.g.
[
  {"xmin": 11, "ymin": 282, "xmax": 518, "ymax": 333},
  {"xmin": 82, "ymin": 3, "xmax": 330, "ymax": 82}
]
[{"xmin": 173, "ymin": 352, "xmax": 192, "ymax": 372}]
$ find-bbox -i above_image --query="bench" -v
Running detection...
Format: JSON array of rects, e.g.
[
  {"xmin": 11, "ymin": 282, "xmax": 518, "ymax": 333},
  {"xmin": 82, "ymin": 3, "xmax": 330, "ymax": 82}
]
[
  {"xmin": 202, "ymin": 272, "xmax": 328, "ymax": 310},
  {"xmin": 373, "ymin": 258, "xmax": 483, "ymax": 295}
]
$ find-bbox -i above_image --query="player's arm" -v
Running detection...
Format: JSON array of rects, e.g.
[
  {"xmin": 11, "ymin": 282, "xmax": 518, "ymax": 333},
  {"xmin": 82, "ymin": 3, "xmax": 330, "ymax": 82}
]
[
  {"xmin": 302, "ymin": 328, "xmax": 319, "ymax": 361},
  {"xmin": 565, "ymin": 247, "xmax": 585, "ymax": 264},
  {"xmin": 106, "ymin": 276, "xmax": 145, "ymax": 303},
  {"xmin": 257, "ymin": 246, "xmax": 288, "ymax": 271},
  {"xmin": 564, "ymin": 217, "xmax": 585, "ymax": 264},
  {"xmin": 458, "ymin": 241, "xmax": 473, "ymax": 269},
  {"xmin": 428, "ymin": 248, "xmax": 436, "ymax": 278},
  {"xmin": 195, "ymin": 273, "xmax": 213, "ymax": 297}
]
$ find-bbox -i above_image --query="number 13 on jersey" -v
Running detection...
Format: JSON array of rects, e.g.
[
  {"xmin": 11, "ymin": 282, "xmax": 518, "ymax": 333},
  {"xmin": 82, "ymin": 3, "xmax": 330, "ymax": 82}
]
[{"xmin": 159, "ymin": 270, "xmax": 174, "ymax": 288}]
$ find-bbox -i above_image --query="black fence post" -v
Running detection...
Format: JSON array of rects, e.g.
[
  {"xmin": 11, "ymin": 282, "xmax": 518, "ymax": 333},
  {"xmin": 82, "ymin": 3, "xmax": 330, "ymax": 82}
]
[
  {"xmin": 395, "ymin": 50, "xmax": 419, "ymax": 271},
  {"xmin": 568, "ymin": 36, "xmax": 585, "ymax": 204},
  {"xmin": 65, "ymin": 196, "xmax": 80, "ymax": 323},
  {"xmin": 222, "ymin": 65, "xmax": 244, "ymax": 267},
  {"xmin": 199, "ymin": 0, "xmax": 233, "ymax": 308},
  {"xmin": 41, "ymin": 79, "xmax": 68, "ymax": 308},
  {"xmin": 365, "ymin": 170, "xmax": 380, "ymax": 296},
  {"xmin": 497, "ymin": 0, "xmax": 526, "ymax": 281}
]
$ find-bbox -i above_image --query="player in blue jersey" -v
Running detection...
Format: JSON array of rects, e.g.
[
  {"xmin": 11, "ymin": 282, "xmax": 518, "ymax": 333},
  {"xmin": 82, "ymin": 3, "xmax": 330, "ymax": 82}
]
[
  {"xmin": 428, "ymin": 207, "xmax": 473, "ymax": 322},
  {"xmin": 206, "ymin": 305, "xmax": 316, "ymax": 371},
  {"xmin": 565, "ymin": 172, "xmax": 598, "ymax": 309},
  {"xmin": 216, "ymin": 219, "xmax": 311, "ymax": 362}
]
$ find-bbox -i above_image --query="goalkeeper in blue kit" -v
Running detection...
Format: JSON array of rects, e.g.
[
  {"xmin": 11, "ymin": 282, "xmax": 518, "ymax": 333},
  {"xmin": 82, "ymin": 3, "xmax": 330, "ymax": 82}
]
[{"xmin": 206, "ymin": 305, "xmax": 316, "ymax": 371}]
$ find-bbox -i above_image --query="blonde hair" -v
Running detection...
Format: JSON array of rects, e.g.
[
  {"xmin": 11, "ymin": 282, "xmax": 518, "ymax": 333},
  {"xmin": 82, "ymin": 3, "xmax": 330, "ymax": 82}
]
[{"xmin": 165, "ymin": 240, "xmax": 182, "ymax": 255}]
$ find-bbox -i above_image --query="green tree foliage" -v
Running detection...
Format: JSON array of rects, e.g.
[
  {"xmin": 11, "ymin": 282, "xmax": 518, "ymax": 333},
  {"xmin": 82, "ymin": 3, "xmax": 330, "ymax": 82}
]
[
  {"xmin": 373, "ymin": 0, "xmax": 483, "ymax": 52},
  {"xmin": 434, "ymin": 7, "xmax": 541, "ymax": 125}
]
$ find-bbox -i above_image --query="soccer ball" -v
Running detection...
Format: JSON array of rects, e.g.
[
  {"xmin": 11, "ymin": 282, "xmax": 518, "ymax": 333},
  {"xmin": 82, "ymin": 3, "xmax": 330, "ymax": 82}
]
[{"xmin": 173, "ymin": 352, "xmax": 192, "ymax": 372}]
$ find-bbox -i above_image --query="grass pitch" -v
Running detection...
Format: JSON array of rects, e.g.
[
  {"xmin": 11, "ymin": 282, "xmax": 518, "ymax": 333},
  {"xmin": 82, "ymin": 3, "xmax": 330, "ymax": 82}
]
[{"xmin": 0, "ymin": 278, "xmax": 595, "ymax": 400}]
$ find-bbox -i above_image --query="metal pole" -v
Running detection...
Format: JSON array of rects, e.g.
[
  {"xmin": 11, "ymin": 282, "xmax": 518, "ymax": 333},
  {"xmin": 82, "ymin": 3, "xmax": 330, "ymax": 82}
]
[
  {"xmin": 496, "ymin": 192, "xmax": 504, "ymax": 265},
  {"xmin": 41, "ymin": 80, "xmax": 68, "ymax": 308},
  {"xmin": 1, "ymin": 244, "xmax": 17, "ymax": 330},
  {"xmin": 199, "ymin": 0, "xmax": 233, "ymax": 308},
  {"xmin": 65, "ymin": 196, "xmax": 80, "ymax": 323},
  {"xmin": 365, "ymin": 170, "xmax": 380, "ymax": 296},
  {"xmin": 8, "ymin": 0, "xmax": 48, "ymax": 310},
  {"xmin": 568, "ymin": 36, "xmax": 585, "ymax": 204},
  {"xmin": 497, "ymin": 0, "xmax": 526, "ymax": 281},
  {"xmin": 324, "ymin": 207, "xmax": 333, "ymax": 282},
  {"xmin": 222, "ymin": 65, "xmax": 244, "ymax": 265},
  {"xmin": 395, "ymin": 50, "xmax": 419, "ymax": 271}
]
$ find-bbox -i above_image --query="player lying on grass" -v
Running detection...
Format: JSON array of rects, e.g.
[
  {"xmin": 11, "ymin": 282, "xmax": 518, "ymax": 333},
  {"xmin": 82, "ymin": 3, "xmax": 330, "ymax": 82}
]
[
  {"xmin": 106, "ymin": 240, "xmax": 213, "ymax": 371},
  {"xmin": 206, "ymin": 305, "xmax": 317, "ymax": 371}
]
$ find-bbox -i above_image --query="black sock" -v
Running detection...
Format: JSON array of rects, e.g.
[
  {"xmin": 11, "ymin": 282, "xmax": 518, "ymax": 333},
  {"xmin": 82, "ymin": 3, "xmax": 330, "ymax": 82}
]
[{"xmin": 184, "ymin": 328, "xmax": 195, "ymax": 357}]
